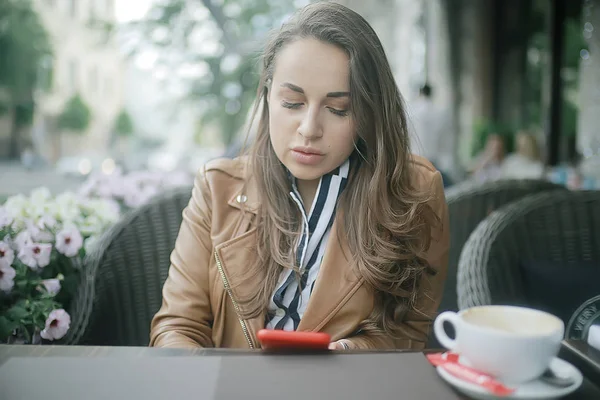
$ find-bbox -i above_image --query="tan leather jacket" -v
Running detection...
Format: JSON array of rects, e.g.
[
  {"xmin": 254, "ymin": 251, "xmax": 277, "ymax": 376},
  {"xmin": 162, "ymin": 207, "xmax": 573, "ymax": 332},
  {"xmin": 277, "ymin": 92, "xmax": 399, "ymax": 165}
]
[{"xmin": 149, "ymin": 155, "xmax": 449, "ymax": 349}]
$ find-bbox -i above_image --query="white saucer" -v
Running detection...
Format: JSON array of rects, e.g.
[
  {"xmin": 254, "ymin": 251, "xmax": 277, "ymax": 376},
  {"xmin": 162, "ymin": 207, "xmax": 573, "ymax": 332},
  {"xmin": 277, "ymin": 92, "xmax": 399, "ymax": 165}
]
[{"xmin": 437, "ymin": 357, "xmax": 583, "ymax": 400}]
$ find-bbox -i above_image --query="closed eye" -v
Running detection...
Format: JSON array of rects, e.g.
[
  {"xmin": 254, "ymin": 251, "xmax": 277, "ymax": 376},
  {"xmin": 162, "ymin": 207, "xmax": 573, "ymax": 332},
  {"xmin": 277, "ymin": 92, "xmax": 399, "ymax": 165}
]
[
  {"xmin": 328, "ymin": 107, "xmax": 348, "ymax": 117},
  {"xmin": 281, "ymin": 101, "xmax": 303, "ymax": 109}
]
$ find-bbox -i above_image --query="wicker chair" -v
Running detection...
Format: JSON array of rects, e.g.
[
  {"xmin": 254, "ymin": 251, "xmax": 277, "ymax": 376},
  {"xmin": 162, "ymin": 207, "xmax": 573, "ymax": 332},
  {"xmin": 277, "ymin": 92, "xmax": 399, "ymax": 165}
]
[
  {"xmin": 457, "ymin": 190, "xmax": 600, "ymax": 325},
  {"xmin": 65, "ymin": 186, "xmax": 193, "ymax": 346},
  {"xmin": 440, "ymin": 179, "xmax": 565, "ymax": 313}
]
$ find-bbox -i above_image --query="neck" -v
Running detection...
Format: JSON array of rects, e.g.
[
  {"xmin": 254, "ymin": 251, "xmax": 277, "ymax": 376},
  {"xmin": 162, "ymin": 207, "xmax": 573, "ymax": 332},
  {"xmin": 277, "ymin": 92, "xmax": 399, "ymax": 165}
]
[{"xmin": 296, "ymin": 178, "xmax": 320, "ymax": 213}]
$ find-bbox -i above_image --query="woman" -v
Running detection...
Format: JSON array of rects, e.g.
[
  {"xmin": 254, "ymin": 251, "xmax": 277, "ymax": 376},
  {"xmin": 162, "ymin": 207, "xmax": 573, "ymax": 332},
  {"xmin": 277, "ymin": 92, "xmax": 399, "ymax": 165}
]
[
  {"xmin": 150, "ymin": 2, "xmax": 449, "ymax": 350},
  {"xmin": 500, "ymin": 131, "xmax": 544, "ymax": 179}
]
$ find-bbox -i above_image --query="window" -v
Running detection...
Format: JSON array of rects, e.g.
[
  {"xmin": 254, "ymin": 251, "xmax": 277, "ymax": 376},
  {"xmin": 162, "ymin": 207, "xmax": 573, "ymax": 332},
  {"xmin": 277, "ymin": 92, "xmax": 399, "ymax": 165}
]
[{"xmin": 68, "ymin": 59, "xmax": 79, "ymax": 93}]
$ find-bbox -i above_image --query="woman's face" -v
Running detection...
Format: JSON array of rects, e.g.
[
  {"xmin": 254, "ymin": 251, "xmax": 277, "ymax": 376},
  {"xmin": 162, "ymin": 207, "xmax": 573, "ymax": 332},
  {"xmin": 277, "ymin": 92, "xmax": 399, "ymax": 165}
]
[{"xmin": 268, "ymin": 38, "xmax": 356, "ymax": 184}]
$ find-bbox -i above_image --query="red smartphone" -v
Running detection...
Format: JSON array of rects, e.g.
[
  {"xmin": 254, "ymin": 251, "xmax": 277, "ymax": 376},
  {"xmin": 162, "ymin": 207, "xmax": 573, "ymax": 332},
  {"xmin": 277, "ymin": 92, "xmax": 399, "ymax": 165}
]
[{"xmin": 257, "ymin": 329, "xmax": 331, "ymax": 351}]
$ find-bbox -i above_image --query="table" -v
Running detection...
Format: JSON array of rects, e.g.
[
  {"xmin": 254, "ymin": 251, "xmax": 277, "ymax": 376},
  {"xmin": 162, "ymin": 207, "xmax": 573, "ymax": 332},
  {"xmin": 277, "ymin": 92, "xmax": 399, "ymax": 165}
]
[{"xmin": 1, "ymin": 343, "xmax": 599, "ymax": 400}]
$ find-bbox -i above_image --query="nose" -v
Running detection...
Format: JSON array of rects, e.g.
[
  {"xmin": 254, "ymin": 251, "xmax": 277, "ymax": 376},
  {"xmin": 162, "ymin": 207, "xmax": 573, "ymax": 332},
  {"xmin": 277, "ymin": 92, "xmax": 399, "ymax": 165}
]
[{"xmin": 297, "ymin": 107, "xmax": 323, "ymax": 139}]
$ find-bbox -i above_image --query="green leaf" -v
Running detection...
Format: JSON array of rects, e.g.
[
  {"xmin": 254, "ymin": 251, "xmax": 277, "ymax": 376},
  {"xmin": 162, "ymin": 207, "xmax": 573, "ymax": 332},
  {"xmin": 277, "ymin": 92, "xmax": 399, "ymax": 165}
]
[
  {"xmin": 6, "ymin": 305, "xmax": 29, "ymax": 321},
  {"xmin": 0, "ymin": 316, "xmax": 18, "ymax": 340}
]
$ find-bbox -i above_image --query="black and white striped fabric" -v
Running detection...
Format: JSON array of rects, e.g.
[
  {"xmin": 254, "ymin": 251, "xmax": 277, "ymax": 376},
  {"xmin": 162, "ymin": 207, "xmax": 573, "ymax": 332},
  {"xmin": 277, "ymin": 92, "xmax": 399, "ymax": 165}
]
[{"xmin": 265, "ymin": 159, "xmax": 350, "ymax": 331}]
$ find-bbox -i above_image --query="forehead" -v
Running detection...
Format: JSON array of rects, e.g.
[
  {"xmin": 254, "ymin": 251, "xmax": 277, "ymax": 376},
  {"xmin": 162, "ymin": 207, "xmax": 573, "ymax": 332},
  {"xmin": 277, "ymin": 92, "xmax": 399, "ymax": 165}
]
[{"xmin": 272, "ymin": 38, "xmax": 350, "ymax": 92}]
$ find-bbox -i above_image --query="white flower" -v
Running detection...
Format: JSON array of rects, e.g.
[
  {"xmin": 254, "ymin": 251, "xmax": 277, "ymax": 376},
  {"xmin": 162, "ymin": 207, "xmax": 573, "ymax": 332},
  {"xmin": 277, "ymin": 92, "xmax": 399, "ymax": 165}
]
[
  {"xmin": 3, "ymin": 194, "xmax": 28, "ymax": 218},
  {"xmin": 30, "ymin": 187, "xmax": 52, "ymax": 204},
  {"xmin": 25, "ymin": 220, "xmax": 53, "ymax": 243},
  {"xmin": 40, "ymin": 309, "xmax": 70, "ymax": 341},
  {"xmin": 83, "ymin": 235, "xmax": 100, "ymax": 254},
  {"xmin": 27, "ymin": 187, "xmax": 53, "ymax": 219},
  {"xmin": 0, "ymin": 207, "xmax": 13, "ymax": 229},
  {"xmin": 55, "ymin": 225, "xmax": 83, "ymax": 257},
  {"xmin": 18, "ymin": 243, "xmax": 52, "ymax": 270},
  {"xmin": 41, "ymin": 278, "xmax": 61, "ymax": 295},
  {"xmin": 0, "ymin": 241, "xmax": 15, "ymax": 268},
  {"xmin": 52, "ymin": 192, "xmax": 82, "ymax": 222},
  {"xmin": 92, "ymin": 199, "xmax": 121, "ymax": 221},
  {"xmin": 77, "ymin": 214, "xmax": 104, "ymax": 236},
  {"xmin": 0, "ymin": 264, "xmax": 16, "ymax": 293},
  {"xmin": 37, "ymin": 215, "xmax": 57, "ymax": 230}
]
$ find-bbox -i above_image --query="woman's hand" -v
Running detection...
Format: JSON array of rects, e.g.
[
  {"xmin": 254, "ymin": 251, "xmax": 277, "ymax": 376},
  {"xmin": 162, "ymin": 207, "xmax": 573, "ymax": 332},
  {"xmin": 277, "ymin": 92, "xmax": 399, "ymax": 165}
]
[{"xmin": 329, "ymin": 339, "xmax": 350, "ymax": 350}]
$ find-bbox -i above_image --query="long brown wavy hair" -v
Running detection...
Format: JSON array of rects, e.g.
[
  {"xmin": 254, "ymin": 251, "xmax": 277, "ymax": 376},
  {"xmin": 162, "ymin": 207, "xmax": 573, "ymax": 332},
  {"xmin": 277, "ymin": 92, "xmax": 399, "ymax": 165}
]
[{"xmin": 237, "ymin": 2, "xmax": 439, "ymax": 338}]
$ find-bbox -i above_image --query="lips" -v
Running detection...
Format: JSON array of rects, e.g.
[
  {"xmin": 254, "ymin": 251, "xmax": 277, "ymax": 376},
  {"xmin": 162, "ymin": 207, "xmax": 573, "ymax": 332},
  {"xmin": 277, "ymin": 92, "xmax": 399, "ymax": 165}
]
[
  {"xmin": 292, "ymin": 146, "xmax": 323, "ymax": 155},
  {"xmin": 290, "ymin": 147, "xmax": 325, "ymax": 166}
]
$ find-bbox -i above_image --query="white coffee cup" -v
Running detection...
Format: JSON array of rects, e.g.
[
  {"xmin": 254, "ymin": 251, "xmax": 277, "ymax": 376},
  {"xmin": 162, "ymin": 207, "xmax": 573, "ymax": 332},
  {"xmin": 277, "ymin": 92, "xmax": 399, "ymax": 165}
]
[{"xmin": 434, "ymin": 305, "xmax": 564, "ymax": 383}]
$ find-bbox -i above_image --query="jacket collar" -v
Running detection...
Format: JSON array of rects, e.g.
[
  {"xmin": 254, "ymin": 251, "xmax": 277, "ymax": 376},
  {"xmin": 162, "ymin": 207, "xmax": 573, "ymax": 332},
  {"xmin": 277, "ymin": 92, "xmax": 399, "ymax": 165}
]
[{"xmin": 226, "ymin": 160, "xmax": 260, "ymax": 214}]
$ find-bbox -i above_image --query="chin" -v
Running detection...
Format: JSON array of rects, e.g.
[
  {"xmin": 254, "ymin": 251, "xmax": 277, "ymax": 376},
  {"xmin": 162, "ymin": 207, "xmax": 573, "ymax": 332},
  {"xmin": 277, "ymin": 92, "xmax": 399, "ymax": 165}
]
[{"xmin": 285, "ymin": 163, "xmax": 325, "ymax": 182}]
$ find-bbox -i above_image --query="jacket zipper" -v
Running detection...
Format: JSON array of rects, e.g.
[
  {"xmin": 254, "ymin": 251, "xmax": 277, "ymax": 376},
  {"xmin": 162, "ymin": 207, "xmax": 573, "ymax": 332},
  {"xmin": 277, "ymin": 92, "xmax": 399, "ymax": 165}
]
[{"xmin": 214, "ymin": 250, "xmax": 255, "ymax": 349}]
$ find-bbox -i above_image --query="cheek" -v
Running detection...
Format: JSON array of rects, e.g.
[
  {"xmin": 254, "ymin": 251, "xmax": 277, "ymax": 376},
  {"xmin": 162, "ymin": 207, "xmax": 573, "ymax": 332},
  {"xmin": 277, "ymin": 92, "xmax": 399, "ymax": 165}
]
[
  {"xmin": 328, "ymin": 122, "xmax": 356, "ymax": 153},
  {"xmin": 268, "ymin": 108, "xmax": 295, "ymax": 156},
  {"xmin": 269, "ymin": 106, "xmax": 296, "ymax": 136}
]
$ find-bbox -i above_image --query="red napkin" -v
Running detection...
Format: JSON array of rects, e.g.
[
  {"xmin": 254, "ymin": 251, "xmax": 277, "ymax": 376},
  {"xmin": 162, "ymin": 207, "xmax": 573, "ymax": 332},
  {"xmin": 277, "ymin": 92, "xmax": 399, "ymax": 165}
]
[{"xmin": 427, "ymin": 352, "xmax": 515, "ymax": 397}]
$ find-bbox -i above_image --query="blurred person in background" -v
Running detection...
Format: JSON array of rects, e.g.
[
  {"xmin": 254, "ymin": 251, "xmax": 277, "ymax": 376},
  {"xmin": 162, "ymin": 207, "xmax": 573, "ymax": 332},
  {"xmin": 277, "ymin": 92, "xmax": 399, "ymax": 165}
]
[
  {"xmin": 150, "ymin": 2, "xmax": 449, "ymax": 351},
  {"xmin": 410, "ymin": 84, "xmax": 453, "ymax": 187},
  {"xmin": 500, "ymin": 130, "xmax": 544, "ymax": 179},
  {"xmin": 470, "ymin": 133, "xmax": 506, "ymax": 182}
]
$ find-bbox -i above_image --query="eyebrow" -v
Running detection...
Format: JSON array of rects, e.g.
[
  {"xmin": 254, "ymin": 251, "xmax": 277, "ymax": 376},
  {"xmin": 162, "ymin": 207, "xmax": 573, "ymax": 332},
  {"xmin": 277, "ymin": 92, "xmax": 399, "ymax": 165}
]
[{"xmin": 280, "ymin": 82, "xmax": 350, "ymax": 98}]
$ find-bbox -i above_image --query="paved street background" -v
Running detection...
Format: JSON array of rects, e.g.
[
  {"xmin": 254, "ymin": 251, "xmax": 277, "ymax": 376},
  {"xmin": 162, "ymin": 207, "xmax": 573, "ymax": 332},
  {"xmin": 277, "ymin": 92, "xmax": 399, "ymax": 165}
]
[{"xmin": 0, "ymin": 162, "xmax": 81, "ymax": 200}]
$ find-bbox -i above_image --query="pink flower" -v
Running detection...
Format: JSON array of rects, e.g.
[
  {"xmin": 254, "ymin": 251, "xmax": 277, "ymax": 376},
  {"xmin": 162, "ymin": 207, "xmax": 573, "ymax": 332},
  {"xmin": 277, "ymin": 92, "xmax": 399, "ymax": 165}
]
[
  {"xmin": 55, "ymin": 226, "xmax": 83, "ymax": 257},
  {"xmin": 0, "ymin": 241, "xmax": 15, "ymax": 268},
  {"xmin": 41, "ymin": 278, "xmax": 61, "ymax": 295},
  {"xmin": 40, "ymin": 309, "xmax": 70, "ymax": 341},
  {"xmin": 18, "ymin": 243, "xmax": 52, "ymax": 270},
  {"xmin": 0, "ymin": 264, "xmax": 16, "ymax": 293}
]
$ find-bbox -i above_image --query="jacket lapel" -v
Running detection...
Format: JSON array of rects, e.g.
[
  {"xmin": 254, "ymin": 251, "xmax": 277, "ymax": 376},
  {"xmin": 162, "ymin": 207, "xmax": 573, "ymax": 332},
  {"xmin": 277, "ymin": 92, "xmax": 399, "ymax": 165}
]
[
  {"xmin": 218, "ymin": 171, "xmax": 366, "ymax": 340},
  {"xmin": 296, "ymin": 217, "xmax": 365, "ymax": 332},
  {"xmin": 215, "ymin": 228, "xmax": 265, "ymax": 347}
]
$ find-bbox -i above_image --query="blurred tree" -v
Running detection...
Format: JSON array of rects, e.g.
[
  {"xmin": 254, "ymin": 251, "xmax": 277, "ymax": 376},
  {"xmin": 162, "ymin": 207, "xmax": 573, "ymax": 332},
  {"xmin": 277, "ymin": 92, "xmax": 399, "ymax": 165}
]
[
  {"xmin": 57, "ymin": 94, "xmax": 91, "ymax": 133},
  {"xmin": 125, "ymin": 0, "xmax": 298, "ymax": 145},
  {"xmin": 0, "ymin": 0, "xmax": 52, "ymax": 159},
  {"xmin": 113, "ymin": 109, "xmax": 134, "ymax": 137}
]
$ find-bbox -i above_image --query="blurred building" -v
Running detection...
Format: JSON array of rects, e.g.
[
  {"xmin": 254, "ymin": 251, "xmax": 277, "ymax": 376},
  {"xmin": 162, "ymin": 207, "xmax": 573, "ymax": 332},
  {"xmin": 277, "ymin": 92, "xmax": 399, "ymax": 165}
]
[{"xmin": 31, "ymin": 0, "xmax": 125, "ymax": 161}]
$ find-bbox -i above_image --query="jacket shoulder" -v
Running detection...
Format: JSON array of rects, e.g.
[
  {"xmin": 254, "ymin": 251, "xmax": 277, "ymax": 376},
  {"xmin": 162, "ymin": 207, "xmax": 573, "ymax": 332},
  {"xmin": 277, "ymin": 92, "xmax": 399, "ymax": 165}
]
[
  {"xmin": 409, "ymin": 154, "xmax": 438, "ymax": 174},
  {"xmin": 203, "ymin": 156, "xmax": 248, "ymax": 179},
  {"xmin": 409, "ymin": 154, "xmax": 441, "ymax": 188}
]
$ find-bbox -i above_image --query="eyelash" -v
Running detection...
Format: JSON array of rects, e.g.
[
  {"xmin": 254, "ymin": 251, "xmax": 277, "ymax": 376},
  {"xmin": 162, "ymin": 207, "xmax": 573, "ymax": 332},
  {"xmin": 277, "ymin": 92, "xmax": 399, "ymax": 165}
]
[{"xmin": 281, "ymin": 101, "xmax": 348, "ymax": 117}]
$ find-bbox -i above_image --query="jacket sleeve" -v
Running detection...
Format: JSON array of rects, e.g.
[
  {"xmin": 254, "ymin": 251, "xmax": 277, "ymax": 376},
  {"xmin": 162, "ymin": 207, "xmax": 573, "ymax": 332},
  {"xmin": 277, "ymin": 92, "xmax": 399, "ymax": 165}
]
[
  {"xmin": 149, "ymin": 169, "xmax": 215, "ymax": 348},
  {"xmin": 344, "ymin": 170, "xmax": 449, "ymax": 350}
]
